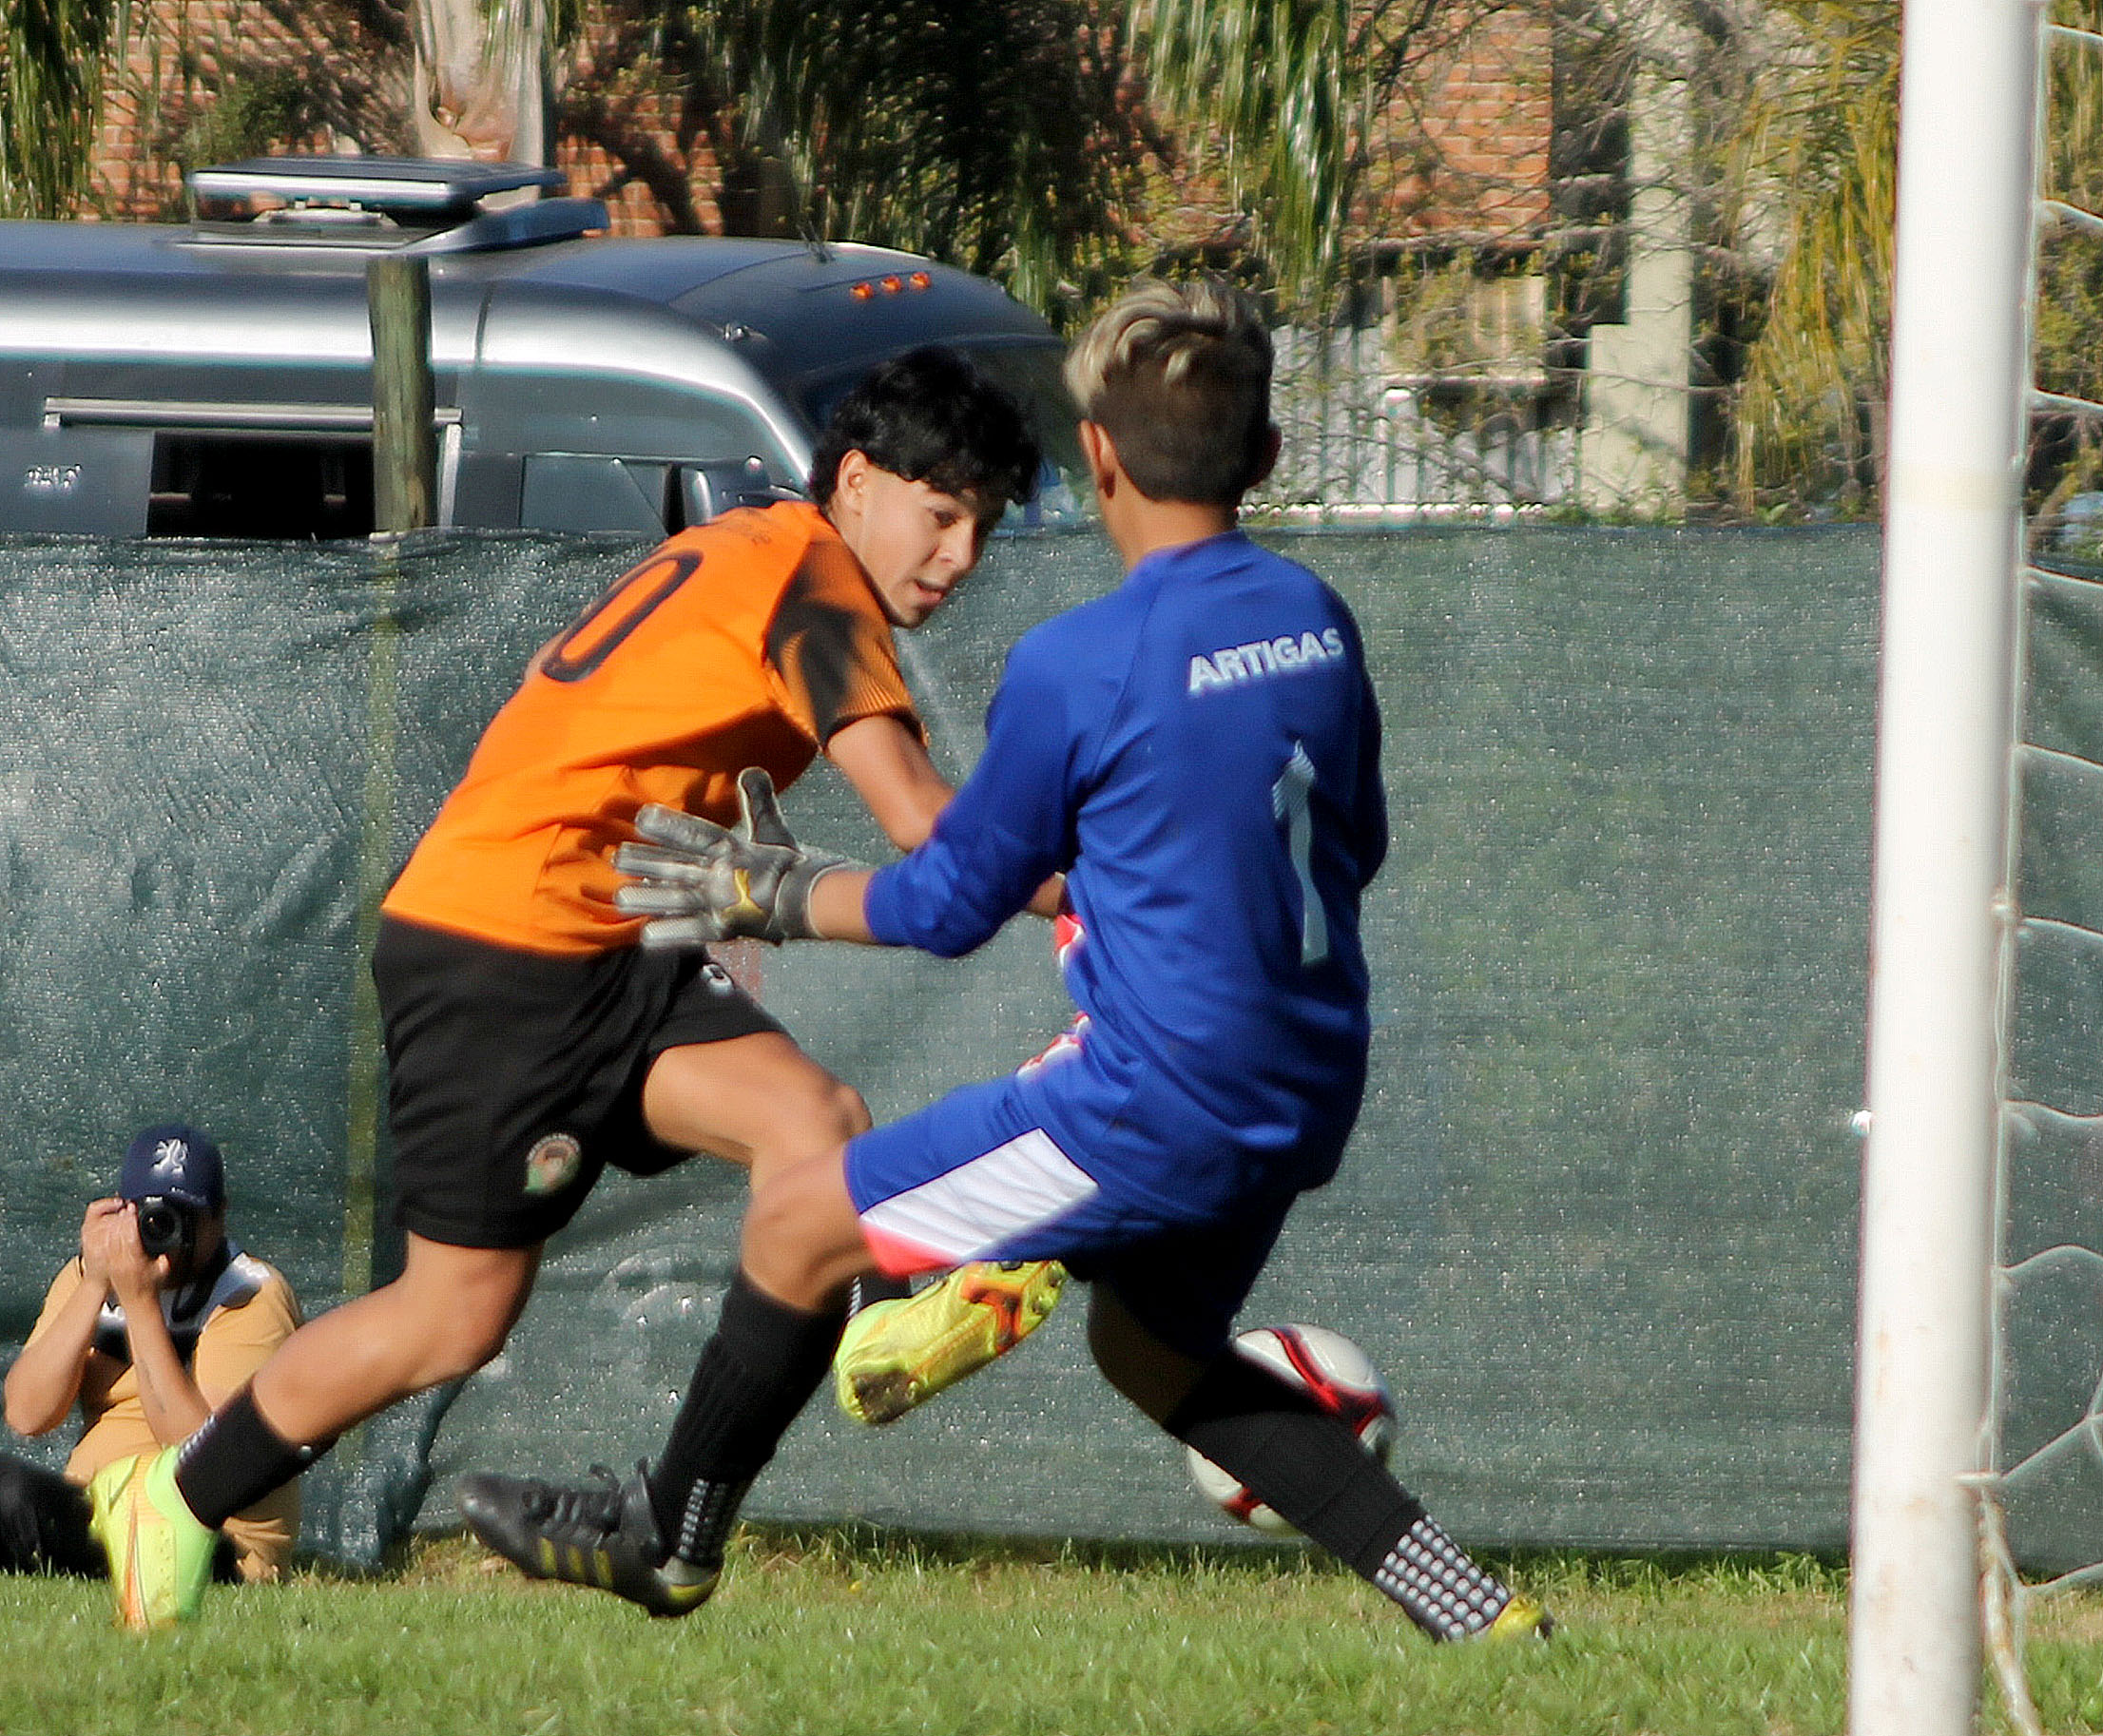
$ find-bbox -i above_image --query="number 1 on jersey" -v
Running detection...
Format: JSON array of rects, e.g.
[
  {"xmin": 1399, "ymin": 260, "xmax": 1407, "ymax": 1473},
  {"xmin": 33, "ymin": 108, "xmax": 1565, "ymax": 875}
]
[{"xmin": 1272, "ymin": 743, "xmax": 1330, "ymax": 969}]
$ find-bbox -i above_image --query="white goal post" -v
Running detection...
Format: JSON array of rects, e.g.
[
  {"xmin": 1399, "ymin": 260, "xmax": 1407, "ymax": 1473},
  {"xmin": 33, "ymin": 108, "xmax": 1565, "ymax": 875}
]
[{"xmin": 1852, "ymin": 0, "xmax": 2041, "ymax": 1729}]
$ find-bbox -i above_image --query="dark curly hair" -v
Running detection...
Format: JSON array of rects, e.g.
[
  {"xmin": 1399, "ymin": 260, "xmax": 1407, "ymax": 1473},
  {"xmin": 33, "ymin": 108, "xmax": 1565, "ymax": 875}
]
[{"xmin": 808, "ymin": 347, "xmax": 1041, "ymax": 512}]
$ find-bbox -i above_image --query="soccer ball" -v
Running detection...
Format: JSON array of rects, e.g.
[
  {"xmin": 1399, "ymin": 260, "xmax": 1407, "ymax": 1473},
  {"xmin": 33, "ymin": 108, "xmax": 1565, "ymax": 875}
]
[{"xmin": 1186, "ymin": 1324, "xmax": 1396, "ymax": 1536}]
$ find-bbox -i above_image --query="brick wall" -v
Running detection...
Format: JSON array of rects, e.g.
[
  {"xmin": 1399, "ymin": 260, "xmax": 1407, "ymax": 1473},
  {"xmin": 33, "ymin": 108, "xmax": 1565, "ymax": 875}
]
[
  {"xmin": 1381, "ymin": 0, "xmax": 1554, "ymax": 241},
  {"xmin": 90, "ymin": 0, "xmax": 351, "ymax": 220},
  {"xmin": 92, "ymin": 0, "xmax": 234, "ymax": 219},
  {"xmin": 1090, "ymin": 2, "xmax": 1553, "ymax": 265},
  {"xmin": 548, "ymin": 16, "xmax": 724, "ymax": 238}
]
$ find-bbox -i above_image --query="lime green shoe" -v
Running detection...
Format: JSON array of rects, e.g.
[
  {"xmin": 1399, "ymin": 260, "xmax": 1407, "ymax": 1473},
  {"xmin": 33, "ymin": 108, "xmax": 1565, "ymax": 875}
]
[
  {"xmin": 835, "ymin": 1260, "xmax": 1067, "ymax": 1425},
  {"xmin": 86, "ymin": 1454, "xmax": 146, "ymax": 1623},
  {"xmin": 1479, "ymin": 1591, "xmax": 1556, "ymax": 1642},
  {"xmin": 87, "ymin": 1447, "xmax": 215, "ymax": 1630}
]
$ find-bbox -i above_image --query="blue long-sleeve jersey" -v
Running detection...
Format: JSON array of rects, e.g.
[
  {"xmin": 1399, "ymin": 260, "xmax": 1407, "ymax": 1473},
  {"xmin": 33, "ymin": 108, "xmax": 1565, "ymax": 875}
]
[{"xmin": 864, "ymin": 530, "xmax": 1386, "ymax": 1194}]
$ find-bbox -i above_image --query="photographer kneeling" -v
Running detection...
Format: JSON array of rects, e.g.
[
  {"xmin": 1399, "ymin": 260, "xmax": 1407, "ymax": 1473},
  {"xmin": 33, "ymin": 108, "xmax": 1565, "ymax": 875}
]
[{"xmin": 0, "ymin": 1125, "xmax": 301, "ymax": 1583}]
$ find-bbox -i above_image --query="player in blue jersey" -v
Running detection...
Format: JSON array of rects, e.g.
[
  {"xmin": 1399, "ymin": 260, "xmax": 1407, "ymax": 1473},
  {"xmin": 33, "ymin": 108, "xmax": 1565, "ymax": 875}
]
[{"xmin": 459, "ymin": 278, "xmax": 1551, "ymax": 1642}]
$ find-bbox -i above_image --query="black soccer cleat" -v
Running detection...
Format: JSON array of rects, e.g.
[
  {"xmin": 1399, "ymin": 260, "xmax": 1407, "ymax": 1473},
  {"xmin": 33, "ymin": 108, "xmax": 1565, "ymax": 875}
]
[{"xmin": 457, "ymin": 1461, "xmax": 717, "ymax": 1618}]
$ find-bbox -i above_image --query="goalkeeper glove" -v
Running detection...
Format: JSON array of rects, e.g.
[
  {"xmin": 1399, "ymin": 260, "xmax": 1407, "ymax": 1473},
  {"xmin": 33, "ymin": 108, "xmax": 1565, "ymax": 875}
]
[{"xmin": 613, "ymin": 767, "xmax": 860, "ymax": 948}]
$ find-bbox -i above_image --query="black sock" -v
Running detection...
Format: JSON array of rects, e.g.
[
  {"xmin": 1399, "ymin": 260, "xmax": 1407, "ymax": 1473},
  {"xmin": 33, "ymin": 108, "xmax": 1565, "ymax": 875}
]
[
  {"xmin": 646, "ymin": 1270, "xmax": 842, "ymax": 1560},
  {"xmin": 173, "ymin": 1385, "xmax": 331, "ymax": 1529},
  {"xmin": 1164, "ymin": 1350, "xmax": 1513, "ymax": 1640}
]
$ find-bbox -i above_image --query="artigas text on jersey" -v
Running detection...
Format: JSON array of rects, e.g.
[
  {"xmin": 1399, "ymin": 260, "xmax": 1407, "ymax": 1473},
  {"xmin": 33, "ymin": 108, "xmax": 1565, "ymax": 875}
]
[{"xmin": 1187, "ymin": 628, "xmax": 1349, "ymax": 696}]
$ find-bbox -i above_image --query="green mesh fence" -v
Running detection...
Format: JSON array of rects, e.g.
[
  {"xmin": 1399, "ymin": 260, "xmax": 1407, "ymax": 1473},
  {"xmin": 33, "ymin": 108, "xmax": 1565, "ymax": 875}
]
[
  {"xmin": 0, "ymin": 526, "xmax": 1889, "ymax": 1566},
  {"xmin": 1999, "ymin": 554, "xmax": 2103, "ymax": 1578}
]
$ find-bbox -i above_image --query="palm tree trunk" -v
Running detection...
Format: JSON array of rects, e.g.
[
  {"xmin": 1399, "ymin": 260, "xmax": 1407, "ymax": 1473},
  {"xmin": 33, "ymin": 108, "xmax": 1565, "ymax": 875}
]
[{"xmin": 410, "ymin": 0, "xmax": 554, "ymax": 164}]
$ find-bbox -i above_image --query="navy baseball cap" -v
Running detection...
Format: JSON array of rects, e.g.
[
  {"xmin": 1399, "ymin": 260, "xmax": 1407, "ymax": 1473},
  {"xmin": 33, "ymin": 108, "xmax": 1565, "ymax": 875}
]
[{"xmin": 119, "ymin": 1124, "xmax": 224, "ymax": 1212}]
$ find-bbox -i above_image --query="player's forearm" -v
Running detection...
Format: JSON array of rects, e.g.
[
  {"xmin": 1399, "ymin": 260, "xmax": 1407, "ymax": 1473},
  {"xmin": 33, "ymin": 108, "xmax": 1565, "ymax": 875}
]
[
  {"xmin": 123, "ymin": 1308, "xmax": 212, "ymax": 1443},
  {"xmin": 827, "ymin": 720, "xmax": 1064, "ymax": 918},
  {"xmin": 806, "ymin": 868, "xmax": 878, "ymax": 943},
  {"xmin": 2, "ymin": 1274, "xmax": 102, "ymax": 1436},
  {"xmin": 827, "ymin": 714, "xmax": 953, "ymax": 853}
]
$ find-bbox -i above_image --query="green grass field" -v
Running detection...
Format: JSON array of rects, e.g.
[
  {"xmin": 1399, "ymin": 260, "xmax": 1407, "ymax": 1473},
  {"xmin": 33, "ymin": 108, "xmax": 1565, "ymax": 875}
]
[{"xmin": 2, "ymin": 1533, "xmax": 2097, "ymax": 1736}]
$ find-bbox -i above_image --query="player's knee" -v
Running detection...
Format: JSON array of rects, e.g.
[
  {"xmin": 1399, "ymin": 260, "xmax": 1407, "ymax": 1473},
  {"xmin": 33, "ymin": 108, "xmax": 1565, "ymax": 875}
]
[
  {"xmin": 746, "ymin": 1078, "xmax": 869, "ymax": 1182},
  {"xmin": 741, "ymin": 1167, "xmax": 868, "ymax": 1307},
  {"xmin": 740, "ymin": 1177, "xmax": 817, "ymax": 1272},
  {"xmin": 785, "ymin": 1077, "xmax": 872, "ymax": 1152},
  {"xmin": 831, "ymin": 1078, "xmax": 874, "ymax": 1141}
]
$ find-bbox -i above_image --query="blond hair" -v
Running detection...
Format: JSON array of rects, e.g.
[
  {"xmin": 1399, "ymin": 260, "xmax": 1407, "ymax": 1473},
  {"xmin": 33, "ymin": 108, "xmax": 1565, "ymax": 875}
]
[{"xmin": 1064, "ymin": 277, "xmax": 1274, "ymax": 505}]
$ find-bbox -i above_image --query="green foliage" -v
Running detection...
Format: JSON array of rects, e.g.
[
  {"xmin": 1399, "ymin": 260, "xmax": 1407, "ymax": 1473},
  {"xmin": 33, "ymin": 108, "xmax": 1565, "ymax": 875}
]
[
  {"xmin": 1718, "ymin": 0, "xmax": 2103, "ymax": 519},
  {"xmin": 1392, "ymin": 257, "xmax": 1497, "ymax": 376},
  {"xmin": 2031, "ymin": 7, "xmax": 2103, "ymax": 521},
  {"xmin": 1548, "ymin": 0, "xmax": 1631, "ymax": 340},
  {"xmin": 55, "ymin": 0, "xmax": 415, "ymax": 222},
  {"xmin": 561, "ymin": 0, "xmax": 1142, "ymax": 328},
  {"xmin": 1136, "ymin": 0, "xmax": 1470, "ymax": 319},
  {"xmin": 1719, "ymin": 0, "xmax": 1897, "ymax": 518},
  {"xmin": 0, "ymin": 0, "xmax": 123, "ymax": 218},
  {"xmin": 697, "ymin": 0, "xmax": 1145, "ymax": 321},
  {"xmin": 169, "ymin": 68, "xmax": 316, "ymax": 182},
  {"xmin": 1141, "ymin": 0, "xmax": 1357, "ymax": 301},
  {"xmin": 2038, "ymin": 12, "xmax": 2103, "ymax": 412},
  {"xmin": 26, "ymin": 0, "xmax": 2103, "ymax": 521}
]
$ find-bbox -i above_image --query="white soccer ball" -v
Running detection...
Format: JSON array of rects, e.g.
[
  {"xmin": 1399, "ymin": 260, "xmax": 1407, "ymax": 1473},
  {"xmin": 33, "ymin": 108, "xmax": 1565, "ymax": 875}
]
[{"xmin": 1186, "ymin": 1323, "xmax": 1396, "ymax": 1536}]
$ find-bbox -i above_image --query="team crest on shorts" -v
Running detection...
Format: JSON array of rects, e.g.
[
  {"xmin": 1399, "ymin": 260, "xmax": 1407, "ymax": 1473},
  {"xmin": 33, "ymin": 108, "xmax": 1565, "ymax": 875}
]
[{"xmin": 523, "ymin": 1132, "xmax": 584, "ymax": 1195}]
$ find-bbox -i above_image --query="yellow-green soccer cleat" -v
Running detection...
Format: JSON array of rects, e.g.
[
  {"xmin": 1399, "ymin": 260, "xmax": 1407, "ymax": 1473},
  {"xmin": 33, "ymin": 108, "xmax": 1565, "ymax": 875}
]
[
  {"xmin": 835, "ymin": 1260, "xmax": 1067, "ymax": 1426},
  {"xmin": 1479, "ymin": 1591, "xmax": 1556, "ymax": 1642},
  {"xmin": 87, "ymin": 1447, "xmax": 216, "ymax": 1630},
  {"xmin": 85, "ymin": 1455, "xmax": 146, "ymax": 1625}
]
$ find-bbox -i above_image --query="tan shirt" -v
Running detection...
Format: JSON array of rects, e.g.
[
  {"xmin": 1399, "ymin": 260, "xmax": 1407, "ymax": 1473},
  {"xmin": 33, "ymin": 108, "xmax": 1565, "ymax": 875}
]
[{"xmin": 29, "ymin": 1254, "xmax": 303, "ymax": 1581}]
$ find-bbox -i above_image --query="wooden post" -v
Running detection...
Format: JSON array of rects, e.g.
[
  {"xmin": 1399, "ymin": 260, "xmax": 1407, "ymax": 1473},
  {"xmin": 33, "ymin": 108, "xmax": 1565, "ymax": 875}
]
[{"xmin": 367, "ymin": 254, "xmax": 437, "ymax": 533}]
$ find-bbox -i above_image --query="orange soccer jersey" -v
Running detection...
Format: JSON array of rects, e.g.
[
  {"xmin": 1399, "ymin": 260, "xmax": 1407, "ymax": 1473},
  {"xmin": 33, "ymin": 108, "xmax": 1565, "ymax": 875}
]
[{"xmin": 383, "ymin": 501, "xmax": 919, "ymax": 955}]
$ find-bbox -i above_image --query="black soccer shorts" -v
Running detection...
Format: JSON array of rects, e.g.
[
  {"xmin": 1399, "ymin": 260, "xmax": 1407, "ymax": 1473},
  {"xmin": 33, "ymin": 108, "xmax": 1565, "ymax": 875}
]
[{"xmin": 372, "ymin": 916, "xmax": 785, "ymax": 1248}]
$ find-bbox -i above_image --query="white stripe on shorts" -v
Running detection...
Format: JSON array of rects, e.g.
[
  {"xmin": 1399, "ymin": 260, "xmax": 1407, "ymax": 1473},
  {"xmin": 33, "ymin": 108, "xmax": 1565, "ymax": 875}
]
[{"xmin": 859, "ymin": 1127, "xmax": 1098, "ymax": 1264}]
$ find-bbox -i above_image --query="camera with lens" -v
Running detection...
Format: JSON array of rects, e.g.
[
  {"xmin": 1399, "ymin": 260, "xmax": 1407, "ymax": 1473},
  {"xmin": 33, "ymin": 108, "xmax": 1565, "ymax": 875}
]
[{"xmin": 134, "ymin": 1194, "xmax": 199, "ymax": 1263}]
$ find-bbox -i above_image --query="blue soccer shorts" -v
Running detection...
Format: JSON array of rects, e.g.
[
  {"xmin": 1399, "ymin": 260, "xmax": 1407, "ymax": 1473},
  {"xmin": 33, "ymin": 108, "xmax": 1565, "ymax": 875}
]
[{"xmin": 843, "ymin": 1031, "xmax": 1319, "ymax": 1360}]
